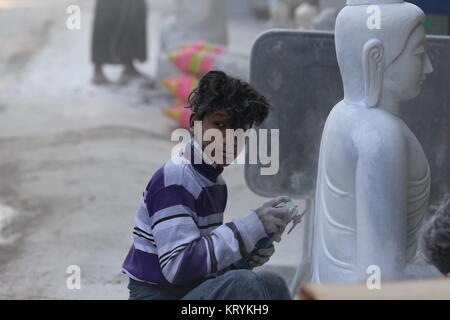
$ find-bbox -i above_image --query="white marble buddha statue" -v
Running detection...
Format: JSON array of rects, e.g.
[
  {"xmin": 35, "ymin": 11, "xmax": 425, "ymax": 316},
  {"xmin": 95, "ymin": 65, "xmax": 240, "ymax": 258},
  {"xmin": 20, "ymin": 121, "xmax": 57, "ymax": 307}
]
[{"xmin": 311, "ymin": 0, "xmax": 436, "ymax": 283}]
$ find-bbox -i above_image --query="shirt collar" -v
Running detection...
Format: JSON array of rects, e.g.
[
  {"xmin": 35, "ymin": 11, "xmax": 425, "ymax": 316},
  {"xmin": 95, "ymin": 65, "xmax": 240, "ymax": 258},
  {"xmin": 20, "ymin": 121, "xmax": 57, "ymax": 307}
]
[{"xmin": 182, "ymin": 139, "xmax": 224, "ymax": 182}]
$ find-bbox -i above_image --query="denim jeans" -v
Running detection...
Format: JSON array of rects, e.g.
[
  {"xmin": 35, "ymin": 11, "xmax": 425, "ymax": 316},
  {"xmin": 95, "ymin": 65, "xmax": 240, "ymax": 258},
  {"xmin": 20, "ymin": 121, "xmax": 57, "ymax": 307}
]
[{"xmin": 127, "ymin": 269, "xmax": 292, "ymax": 300}]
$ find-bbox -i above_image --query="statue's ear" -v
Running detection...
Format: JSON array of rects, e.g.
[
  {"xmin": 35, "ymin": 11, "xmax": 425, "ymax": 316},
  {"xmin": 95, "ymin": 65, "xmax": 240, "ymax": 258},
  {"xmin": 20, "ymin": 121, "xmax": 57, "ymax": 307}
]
[{"xmin": 362, "ymin": 39, "xmax": 385, "ymax": 107}]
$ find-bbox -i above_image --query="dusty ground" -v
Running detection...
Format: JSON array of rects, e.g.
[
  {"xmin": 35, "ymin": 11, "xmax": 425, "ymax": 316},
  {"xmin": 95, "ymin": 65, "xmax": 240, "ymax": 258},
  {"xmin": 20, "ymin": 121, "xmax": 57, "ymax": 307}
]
[{"xmin": 0, "ymin": 0, "xmax": 303, "ymax": 299}]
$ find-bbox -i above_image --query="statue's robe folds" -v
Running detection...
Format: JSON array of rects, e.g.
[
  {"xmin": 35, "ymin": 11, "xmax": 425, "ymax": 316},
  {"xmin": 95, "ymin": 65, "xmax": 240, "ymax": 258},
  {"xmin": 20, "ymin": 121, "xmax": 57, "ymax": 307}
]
[{"xmin": 311, "ymin": 103, "xmax": 431, "ymax": 283}]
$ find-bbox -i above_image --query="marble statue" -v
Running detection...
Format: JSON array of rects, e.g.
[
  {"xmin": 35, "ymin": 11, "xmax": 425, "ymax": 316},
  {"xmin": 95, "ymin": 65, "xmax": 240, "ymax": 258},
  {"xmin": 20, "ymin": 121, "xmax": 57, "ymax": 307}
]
[{"xmin": 312, "ymin": 0, "xmax": 436, "ymax": 283}]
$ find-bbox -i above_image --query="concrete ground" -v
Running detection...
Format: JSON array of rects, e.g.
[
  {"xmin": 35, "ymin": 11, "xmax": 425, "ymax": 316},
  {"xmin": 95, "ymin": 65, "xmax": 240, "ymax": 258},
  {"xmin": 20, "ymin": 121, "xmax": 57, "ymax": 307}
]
[{"xmin": 0, "ymin": 0, "xmax": 303, "ymax": 299}]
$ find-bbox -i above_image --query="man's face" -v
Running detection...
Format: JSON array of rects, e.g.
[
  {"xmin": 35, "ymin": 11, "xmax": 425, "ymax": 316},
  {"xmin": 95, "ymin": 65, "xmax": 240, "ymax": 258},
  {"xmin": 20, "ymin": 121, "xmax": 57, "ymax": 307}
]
[{"xmin": 190, "ymin": 109, "xmax": 248, "ymax": 168}]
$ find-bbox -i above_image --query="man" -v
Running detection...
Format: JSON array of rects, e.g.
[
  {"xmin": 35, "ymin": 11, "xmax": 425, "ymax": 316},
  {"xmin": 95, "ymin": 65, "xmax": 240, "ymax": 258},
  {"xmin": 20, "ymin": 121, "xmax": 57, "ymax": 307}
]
[{"xmin": 121, "ymin": 71, "xmax": 292, "ymax": 300}]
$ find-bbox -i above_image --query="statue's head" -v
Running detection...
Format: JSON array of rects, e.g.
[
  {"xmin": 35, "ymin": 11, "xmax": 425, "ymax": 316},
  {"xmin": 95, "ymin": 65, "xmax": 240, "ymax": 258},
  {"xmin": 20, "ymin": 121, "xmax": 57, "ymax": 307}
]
[{"xmin": 335, "ymin": 0, "xmax": 434, "ymax": 107}]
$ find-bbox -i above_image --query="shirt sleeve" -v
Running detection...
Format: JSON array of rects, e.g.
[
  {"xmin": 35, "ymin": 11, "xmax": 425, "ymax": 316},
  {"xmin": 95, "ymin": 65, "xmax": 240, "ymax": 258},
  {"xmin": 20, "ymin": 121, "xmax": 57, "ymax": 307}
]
[{"xmin": 147, "ymin": 185, "xmax": 267, "ymax": 285}]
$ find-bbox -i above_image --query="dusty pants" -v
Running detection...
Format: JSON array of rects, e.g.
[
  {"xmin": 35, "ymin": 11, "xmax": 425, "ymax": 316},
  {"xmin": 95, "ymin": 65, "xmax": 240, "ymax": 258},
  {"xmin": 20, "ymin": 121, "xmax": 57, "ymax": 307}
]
[{"xmin": 127, "ymin": 269, "xmax": 292, "ymax": 300}]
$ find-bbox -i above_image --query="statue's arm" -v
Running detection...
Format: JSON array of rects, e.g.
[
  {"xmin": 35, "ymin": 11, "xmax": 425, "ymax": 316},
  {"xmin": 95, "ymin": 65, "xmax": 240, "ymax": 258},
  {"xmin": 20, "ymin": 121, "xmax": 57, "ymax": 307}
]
[{"xmin": 354, "ymin": 126, "xmax": 409, "ymax": 281}]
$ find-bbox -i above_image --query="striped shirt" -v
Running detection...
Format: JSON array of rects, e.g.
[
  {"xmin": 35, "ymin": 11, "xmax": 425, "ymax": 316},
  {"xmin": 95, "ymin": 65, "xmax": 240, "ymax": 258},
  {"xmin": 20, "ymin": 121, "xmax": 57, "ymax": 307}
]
[{"xmin": 121, "ymin": 139, "xmax": 267, "ymax": 286}]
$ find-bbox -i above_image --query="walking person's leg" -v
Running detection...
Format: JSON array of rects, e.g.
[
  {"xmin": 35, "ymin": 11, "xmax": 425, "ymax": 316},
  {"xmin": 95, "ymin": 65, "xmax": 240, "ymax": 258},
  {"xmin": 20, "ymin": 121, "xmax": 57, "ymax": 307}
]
[
  {"xmin": 117, "ymin": 0, "xmax": 148, "ymax": 84},
  {"xmin": 93, "ymin": 63, "xmax": 110, "ymax": 85},
  {"xmin": 91, "ymin": 0, "xmax": 123, "ymax": 84},
  {"xmin": 119, "ymin": 60, "xmax": 149, "ymax": 84}
]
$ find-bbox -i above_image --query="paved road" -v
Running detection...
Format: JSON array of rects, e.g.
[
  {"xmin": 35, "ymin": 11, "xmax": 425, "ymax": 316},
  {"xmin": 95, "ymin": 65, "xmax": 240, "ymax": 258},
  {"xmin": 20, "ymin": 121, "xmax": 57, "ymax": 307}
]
[{"xmin": 0, "ymin": 0, "xmax": 303, "ymax": 299}]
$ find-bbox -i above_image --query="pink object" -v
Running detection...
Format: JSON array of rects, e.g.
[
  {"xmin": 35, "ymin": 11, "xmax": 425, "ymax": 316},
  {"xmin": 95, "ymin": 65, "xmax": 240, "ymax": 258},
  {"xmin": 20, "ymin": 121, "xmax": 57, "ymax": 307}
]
[
  {"xmin": 180, "ymin": 41, "xmax": 226, "ymax": 55},
  {"xmin": 161, "ymin": 74, "xmax": 199, "ymax": 103},
  {"xmin": 168, "ymin": 48, "xmax": 216, "ymax": 77},
  {"xmin": 164, "ymin": 105, "xmax": 192, "ymax": 129}
]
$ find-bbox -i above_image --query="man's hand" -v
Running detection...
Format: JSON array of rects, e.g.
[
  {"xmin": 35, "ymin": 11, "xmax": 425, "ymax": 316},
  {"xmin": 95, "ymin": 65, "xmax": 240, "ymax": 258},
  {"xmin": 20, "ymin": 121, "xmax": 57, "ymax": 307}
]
[
  {"xmin": 254, "ymin": 196, "xmax": 292, "ymax": 242},
  {"xmin": 248, "ymin": 245, "xmax": 275, "ymax": 268}
]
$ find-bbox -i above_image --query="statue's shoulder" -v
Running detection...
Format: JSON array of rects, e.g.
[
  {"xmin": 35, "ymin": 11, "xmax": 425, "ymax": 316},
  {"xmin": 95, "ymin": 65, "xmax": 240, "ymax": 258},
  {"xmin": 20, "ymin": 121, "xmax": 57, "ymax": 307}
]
[
  {"xmin": 331, "ymin": 102, "xmax": 405, "ymax": 131},
  {"xmin": 351, "ymin": 109, "xmax": 408, "ymax": 156}
]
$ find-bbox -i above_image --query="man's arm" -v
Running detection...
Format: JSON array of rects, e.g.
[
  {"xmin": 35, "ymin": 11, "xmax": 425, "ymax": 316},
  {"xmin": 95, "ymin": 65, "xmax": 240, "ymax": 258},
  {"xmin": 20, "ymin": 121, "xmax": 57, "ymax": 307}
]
[
  {"xmin": 354, "ymin": 125, "xmax": 409, "ymax": 281},
  {"xmin": 148, "ymin": 185, "xmax": 268, "ymax": 285}
]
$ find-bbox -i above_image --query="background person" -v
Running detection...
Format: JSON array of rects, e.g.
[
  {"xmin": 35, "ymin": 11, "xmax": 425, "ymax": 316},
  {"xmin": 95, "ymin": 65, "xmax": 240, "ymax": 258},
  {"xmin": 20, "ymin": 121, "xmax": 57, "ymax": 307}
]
[{"xmin": 91, "ymin": 0, "xmax": 148, "ymax": 85}]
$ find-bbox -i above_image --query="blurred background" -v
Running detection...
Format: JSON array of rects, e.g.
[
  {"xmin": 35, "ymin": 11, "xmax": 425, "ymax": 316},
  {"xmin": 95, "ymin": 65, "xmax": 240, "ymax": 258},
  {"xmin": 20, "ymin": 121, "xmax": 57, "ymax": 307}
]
[{"xmin": 0, "ymin": 0, "xmax": 449, "ymax": 299}]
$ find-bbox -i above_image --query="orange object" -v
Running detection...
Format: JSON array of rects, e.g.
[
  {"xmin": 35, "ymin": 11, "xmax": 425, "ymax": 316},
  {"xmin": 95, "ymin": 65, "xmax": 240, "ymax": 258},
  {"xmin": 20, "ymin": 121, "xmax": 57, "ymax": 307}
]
[
  {"xmin": 161, "ymin": 74, "xmax": 199, "ymax": 103},
  {"xmin": 164, "ymin": 105, "xmax": 192, "ymax": 129},
  {"xmin": 300, "ymin": 277, "xmax": 450, "ymax": 300},
  {"xmin": 168, "ymin": 48, "xmax": 216, "ymax": 77},
  {"xmin": 174, "ymin": 98, "xmax": 185, "ymax": 105},
  {"xmin": 180, "ymin": 41, "xmax": 226, "ymax": 55}
]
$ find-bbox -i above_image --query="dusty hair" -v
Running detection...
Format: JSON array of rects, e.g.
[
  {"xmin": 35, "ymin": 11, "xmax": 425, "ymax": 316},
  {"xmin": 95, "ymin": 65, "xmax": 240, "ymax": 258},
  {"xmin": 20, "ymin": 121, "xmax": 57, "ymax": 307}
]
[{"xmin": 187, "ymin": 71, "xmax": 270, "ymax": 130}]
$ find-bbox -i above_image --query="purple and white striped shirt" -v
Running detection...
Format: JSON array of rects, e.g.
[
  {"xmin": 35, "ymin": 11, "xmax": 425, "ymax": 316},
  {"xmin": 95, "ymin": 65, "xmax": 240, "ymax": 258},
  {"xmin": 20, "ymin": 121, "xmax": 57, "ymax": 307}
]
[{"xmin": 122, "ymin": 140, "xmax": 267, "ymax": 286}]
